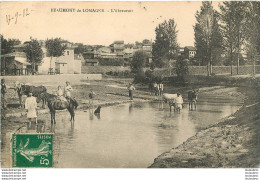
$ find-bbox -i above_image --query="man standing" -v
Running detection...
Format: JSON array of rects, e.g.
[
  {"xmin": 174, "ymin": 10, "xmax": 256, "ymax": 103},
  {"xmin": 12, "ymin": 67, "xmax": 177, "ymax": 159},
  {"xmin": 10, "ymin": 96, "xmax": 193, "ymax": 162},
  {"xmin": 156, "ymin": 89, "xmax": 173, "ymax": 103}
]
[
  {"xmin": 89, "ymin": 89, "xmax": 96, "ymax": 105},
  {"xmin": 25, "ymin": 92, "xmax": 38, "ymax": 123},
  {"xmin": 158, "ymin": 82, "xmax": 164, "ymax": 96},
  {"xmin": 1, "ymin": 79, "xmax": 7, "ymax": 109},
  {"xmin": 175, "ymin": 93, "xmax": 184, "ymax": 113},
  {"xmin": 128, "ymin": 83, "xmax": 135, "ymax": 100},
  {"xmin": 15, "ymin": 82, "xmax": 23, "ymax": 108}
]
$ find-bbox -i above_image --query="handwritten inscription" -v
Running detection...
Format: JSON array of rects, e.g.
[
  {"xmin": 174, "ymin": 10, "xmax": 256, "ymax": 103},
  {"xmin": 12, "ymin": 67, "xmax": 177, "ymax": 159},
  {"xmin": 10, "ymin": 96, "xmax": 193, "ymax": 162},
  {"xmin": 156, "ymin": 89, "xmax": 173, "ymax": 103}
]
[{"xmin": 6, "ymin": 8, "xmax": 32, "ymax": 25}]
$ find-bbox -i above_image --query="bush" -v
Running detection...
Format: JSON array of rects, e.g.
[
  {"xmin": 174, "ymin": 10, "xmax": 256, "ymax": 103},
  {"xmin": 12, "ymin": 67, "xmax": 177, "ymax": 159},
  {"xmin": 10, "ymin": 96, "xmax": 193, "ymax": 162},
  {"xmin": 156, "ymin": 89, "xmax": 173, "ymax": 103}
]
[
  {"xmin": 176, "ymin": 58, "xmax": 189, "ymax": 81},
  {"xmin": 133, "ymin": 71, "xmax": 146, "ymax": 83}
]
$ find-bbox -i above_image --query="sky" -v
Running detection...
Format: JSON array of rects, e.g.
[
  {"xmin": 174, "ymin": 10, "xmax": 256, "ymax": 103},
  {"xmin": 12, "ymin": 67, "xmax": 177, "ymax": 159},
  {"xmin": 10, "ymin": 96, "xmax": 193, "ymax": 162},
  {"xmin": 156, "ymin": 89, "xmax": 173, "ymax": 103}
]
[{"xmin": 0, "ymin": 1, "xmax": 220, "ymax": 47}]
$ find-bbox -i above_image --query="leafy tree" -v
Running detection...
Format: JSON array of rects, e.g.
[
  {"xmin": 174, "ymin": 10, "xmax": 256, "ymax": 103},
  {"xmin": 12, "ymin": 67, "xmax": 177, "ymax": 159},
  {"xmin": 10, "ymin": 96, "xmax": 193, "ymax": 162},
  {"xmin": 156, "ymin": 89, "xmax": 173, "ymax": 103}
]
[
  {"xmin": 142, "ymin": 39, "xmax": 151, "ymax": 45},
  {"xmin": 244, "ymin": 2, "xmax": 260, "ymax": 75},
  {"xmin": 0, "ymin": 35, "xmax": 18, "ymax": 55},
  {"xmin": 152, "ymin": 19, "xmax": 179, "ymax": 68},
  {"xmin": 220, "ymin": 1, "xmax": 247, "ymax": 75},
  {"xmin": 9, "ymin": 39, "xmax": 21, "ymax": 46},
  {"xmin": 45, "ymin": 38, "xmax": 67, "ymax": 69},
  {"xmin": 130, "ymin": 51, "xmax": 148, "ymax": 73},
  {"xmin": 74, "ymin": 43, "xmax": 87, "ymax": 54},
  {"xmin": 194, "ymin": 1, "xmax": 223, "ymax": 76},
  {"xmin": 24, "ymin": 39, "xmax": 44, "ymax": 73},
  {"xmin": 176, "ymin": 58, "xmax": 189, "ymax": 82}
]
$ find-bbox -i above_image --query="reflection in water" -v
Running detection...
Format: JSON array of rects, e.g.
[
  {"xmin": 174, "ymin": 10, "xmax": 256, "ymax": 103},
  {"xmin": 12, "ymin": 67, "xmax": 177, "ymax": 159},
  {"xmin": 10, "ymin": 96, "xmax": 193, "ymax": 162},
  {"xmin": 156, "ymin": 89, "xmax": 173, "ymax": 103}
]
[
  {"xmin": 50, "ymin": 123, "xmax": 55, "ymax": 133},
  {"xmin": 94, "ymin": 113, "xmax": 101, "ymax": 119},
  {"xmin": 68, "ymin": 120, "xmax": 75, "ymax": 139},
  {"xmin": 89, "ymin": 109, "xmax": 94, "ymax": 120},
  {"xmin": 129, "ymin": 103, "xmax": 133, "ymax": 114},
  {"xmin": 26, "ymin": 121, "xmax": 46, "ymax": 133},
  {"xmin": 25, "ymin": 99, "xmax": 240, "ymax": 168},
  {"xmin": 158, "ymin": 101, "xmax": 164, "ymax": 110}
]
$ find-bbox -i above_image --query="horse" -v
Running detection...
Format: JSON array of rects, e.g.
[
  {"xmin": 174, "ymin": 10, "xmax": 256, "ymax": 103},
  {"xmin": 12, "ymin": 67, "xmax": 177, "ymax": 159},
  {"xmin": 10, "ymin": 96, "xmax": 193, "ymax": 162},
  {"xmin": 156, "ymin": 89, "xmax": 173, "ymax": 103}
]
[
  {"xmin": 162, "ymin": 93, "xmax": 177, "ymax": 112},
  {"xmin": 188, "ymin": 89, "xmax": 199, "ymax": 110},
  {"xmin": 18, "ymin": 84, "xmax": 47, "ymax": 108},
  {"xmin": 46, "ymin": 93, "xmax": 78, "ymax": 124}
]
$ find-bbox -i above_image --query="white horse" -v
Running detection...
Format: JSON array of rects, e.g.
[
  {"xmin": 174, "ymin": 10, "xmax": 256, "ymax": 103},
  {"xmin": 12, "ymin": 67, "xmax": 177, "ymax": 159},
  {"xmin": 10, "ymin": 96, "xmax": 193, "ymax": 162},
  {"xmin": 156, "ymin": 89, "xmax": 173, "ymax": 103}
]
[{"xmin": 162, "ymin": 93, "xmax": 177, "ymax": 112}]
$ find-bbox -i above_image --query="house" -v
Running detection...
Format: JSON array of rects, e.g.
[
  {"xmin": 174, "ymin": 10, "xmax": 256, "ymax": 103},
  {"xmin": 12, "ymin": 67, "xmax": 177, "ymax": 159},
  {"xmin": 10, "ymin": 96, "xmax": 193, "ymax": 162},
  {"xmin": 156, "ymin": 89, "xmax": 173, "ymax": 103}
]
[
  {"xmin": 178, "ymin": 47, "xmax": 185, "ymax": 57},
  {"xmin": 1, "ymin": 52, "xmax": 31, "ymax": 75},
  {"xmin": 100, "ymin": 52, "xmax": 117, "ymax": 59},
  {"xmin": 82, "ymin": 50, "xmax": 99, "ymax": 59},
  {"xmin": 97, "ymin": 47, "xmax": 111, "ymax": 54},
  {"xmin": 85, "ymin": 59, "xmax": 99, "ymax": 66},
  {"xmin": 112, "ymin": 41, "xmax": 125, "ymax": 53},
  {"xmin": 37, "ymin": 45, "xmax": 81, "ymax": 74},
  {"xmin": 184, "ymin": 46, "xmax": 196, "ymax": 59},
  {"xmin": 142, "ymin": 42, "xmax": 152, "ymax": 53}
]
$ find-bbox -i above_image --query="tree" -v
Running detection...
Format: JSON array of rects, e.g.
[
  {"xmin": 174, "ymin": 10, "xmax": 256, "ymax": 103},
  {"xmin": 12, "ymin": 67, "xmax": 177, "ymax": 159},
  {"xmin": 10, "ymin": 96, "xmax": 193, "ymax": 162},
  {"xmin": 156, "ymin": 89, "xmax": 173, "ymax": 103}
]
[
  {"xmin": 152, "ymin": 19, "xmax": 179, "ymax": 68},
  {"xmin": 130, "ymin": 51, "xmax": 148, "ymax": 73},
  {"xmin": 220, "ymin": 1, "xmax": 247, "ymax": 75},
  {"xmin": 74, "ymin": 43, "xmax": 87, "ymax": 54},
  {"xmin": 0, "ymin": 35, "xmax": 18, "ymax": 55},
  {"xmin": 176, "ymin": 58, "xmax": 189, "ymax": 82},
  {"xmin": 45, "ymin": 38, "xmax": 67, "ymax": 69},
  {"xmin": 244, "ymin": 2, "xmax": 260, "ymax": 75},
  {"xmin": 142, "ymin": 39, "xmax": 151, "ymax": 44},
  {"xmin": 194, "ymin": 1, "xmax": 223, "ymax": 76},
  {"xmin": 24, "ymin": 39, "xmax": 44, "ymax": 73}
]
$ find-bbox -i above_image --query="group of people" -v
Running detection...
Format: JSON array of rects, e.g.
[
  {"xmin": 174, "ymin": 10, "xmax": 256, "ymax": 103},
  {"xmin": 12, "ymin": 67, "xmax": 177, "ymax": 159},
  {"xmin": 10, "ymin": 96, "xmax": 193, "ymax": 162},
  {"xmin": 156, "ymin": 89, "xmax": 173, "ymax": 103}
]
[
  {"xmin": 25, "ymin": 81, "xmax": 74, "ymax": 124},
  {"xmin": 150, "ymin": 82, "xmax": 164, "ymax": 96},
  {"xmin": 56, "ymin": 81, "xmax": 73, "ymax": 101}
]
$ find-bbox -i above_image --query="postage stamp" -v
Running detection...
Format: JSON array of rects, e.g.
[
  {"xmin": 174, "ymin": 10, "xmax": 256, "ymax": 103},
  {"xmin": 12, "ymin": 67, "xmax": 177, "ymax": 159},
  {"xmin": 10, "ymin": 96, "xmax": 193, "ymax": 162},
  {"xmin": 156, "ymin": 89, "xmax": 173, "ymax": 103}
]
[{"xmin": 12, "ymin": 134, "xmax": 53, "ymax": 168}]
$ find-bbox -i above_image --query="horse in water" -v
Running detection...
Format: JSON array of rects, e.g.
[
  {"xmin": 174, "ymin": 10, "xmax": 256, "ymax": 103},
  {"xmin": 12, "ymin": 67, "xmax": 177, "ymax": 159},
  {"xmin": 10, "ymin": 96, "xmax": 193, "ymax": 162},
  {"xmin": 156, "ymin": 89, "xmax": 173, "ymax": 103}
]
[
  {"xmin": 46, "ymin": 93, "xmax": 78, "ymax": 124},
  {"xmin": 17, "ymin": 84, "xmax": 47, "ymax": 108},
  {"xmin": 188, "ymin": 89, "xmax": 199, "ymax": 110}
]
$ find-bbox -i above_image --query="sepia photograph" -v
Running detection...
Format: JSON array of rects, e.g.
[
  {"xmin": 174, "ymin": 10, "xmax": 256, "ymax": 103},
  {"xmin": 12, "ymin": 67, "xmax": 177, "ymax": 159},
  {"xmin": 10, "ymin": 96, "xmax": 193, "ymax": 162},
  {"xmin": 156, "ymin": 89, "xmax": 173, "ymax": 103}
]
[{"xmin": 0, "ymin": 1, "xmax": 260, "ymax": 173}]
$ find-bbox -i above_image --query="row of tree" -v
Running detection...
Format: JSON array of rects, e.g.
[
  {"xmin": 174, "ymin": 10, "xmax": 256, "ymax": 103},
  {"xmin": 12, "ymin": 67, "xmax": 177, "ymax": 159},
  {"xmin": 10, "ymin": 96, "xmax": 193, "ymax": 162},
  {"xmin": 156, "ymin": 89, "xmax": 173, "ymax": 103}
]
[
  {"xmin": 195, "ymin": 1, "xmax": 260, "ymax": 76},
  {"xmin": 151, "ymin": 1, "xmax": 260, "ymax": 76}
]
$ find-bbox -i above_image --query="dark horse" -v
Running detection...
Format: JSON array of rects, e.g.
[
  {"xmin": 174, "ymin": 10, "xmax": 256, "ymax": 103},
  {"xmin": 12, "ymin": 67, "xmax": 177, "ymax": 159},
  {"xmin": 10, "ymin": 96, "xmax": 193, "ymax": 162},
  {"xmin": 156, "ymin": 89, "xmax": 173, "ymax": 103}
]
[
  {"xmin": 46, "ymin": 93, "xmax": 78, "ymax": 124},
  {"xmin": 188, "ymin": 89, "xmax": 199, "ymax": 110},
  {"xmin": 19, "ymin": 84, "xmax": 47, "ymax": 108}
]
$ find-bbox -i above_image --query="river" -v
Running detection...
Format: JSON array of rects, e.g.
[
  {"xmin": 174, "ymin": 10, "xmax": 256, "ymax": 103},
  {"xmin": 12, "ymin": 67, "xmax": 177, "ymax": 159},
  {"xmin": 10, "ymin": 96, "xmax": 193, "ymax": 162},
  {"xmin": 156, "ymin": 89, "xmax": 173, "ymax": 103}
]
[{"xmin": 1, "ymin": 93, "xmax": 241, "ymax": 168}]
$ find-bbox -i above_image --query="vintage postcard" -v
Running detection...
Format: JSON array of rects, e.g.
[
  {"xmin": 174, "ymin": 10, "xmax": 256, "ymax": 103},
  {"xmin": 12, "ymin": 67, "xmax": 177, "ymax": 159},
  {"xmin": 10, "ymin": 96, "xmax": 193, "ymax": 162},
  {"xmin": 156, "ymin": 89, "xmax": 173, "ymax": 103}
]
[{"xmin": 1, "ymin": 1, "xmax": 260, "ymax": 171}]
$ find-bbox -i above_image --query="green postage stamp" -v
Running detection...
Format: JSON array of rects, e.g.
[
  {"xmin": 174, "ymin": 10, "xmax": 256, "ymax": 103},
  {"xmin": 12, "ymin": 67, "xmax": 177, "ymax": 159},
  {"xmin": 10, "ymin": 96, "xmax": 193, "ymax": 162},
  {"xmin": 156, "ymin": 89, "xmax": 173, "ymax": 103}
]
[{"xmin": 12, "ymin": 134, "xmax": 53, "ymax": 168}]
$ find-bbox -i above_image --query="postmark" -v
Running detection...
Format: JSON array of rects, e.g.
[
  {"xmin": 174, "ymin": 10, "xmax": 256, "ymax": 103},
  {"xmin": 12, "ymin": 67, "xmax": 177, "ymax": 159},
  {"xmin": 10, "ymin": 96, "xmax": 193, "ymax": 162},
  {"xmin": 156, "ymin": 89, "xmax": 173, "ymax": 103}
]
[{"xmin": 12, "ymin": 134, "xmax": 53, "ymax": 168}]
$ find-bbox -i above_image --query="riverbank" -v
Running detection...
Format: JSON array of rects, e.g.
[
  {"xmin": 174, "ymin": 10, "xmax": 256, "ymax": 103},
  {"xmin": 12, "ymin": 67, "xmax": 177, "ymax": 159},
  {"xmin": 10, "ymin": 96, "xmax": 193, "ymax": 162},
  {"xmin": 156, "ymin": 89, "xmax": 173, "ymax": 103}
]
[{"xmin": 150, "ymin": 81, "xmax": 260, "ymax": 168}]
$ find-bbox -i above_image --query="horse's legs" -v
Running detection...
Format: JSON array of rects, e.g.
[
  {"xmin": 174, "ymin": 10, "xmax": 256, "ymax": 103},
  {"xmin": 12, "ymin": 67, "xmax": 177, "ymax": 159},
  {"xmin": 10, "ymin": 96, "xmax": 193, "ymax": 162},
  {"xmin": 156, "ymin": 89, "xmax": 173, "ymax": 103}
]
[
  {"xmin": 42, "ymin": 98, "xmax": 46, "ymax": 109},
  {"xmin": 19, "ymin": 95, "xmax": 22, "ymax": 108},
  {"xmin": 68, "ymin": 107, "xmax": 75, "ymax": 121},
  {"xmin": 194, "ymin": 101, "xmax": 197, "ymax": 110},
  {"xmin": 170, "ymin": 105, "xmax": 172, "ymax": 112},
  {"xmin": 53, "ymin": 111, "xmax": 56, "ymax": 124},
  {"xmin": 51, "ymin": 112, "xmax": 53, "ymax": 124},
  {"xmin": 42, "ymin": 98, "xmax": 44, "ymax": 109}
]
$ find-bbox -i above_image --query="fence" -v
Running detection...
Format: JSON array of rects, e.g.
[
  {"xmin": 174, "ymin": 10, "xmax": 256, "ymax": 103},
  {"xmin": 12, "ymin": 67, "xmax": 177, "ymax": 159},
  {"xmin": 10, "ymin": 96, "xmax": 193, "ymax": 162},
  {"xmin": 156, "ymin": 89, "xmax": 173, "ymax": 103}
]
[{"xmin": 153, "ymin": 65, "xmax": 260, "ymax": 77}]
